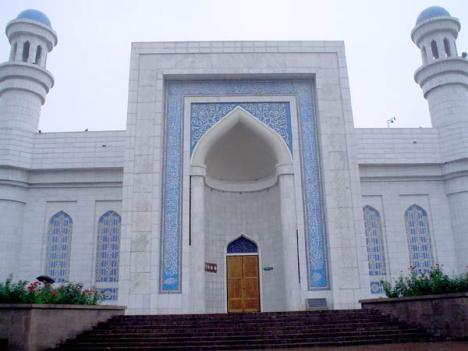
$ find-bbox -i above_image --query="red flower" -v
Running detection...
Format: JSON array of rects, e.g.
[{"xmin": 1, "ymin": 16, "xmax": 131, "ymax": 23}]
[{"xmin": 27, "ymin": 281, "xmax": 40, "ymax": 293}]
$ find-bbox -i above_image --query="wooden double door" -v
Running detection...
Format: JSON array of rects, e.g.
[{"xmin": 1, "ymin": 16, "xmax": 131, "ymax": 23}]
[{"xmin": 227, "ymin": 255, "xmax": 260, "ymax": 313}]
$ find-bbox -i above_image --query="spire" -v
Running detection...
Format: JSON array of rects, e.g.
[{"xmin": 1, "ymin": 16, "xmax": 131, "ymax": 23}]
[
  {"xmin": 411, "ymin": 6, "xmax": 466, "ymax": 99},
  {"xmin": 0, "ymin": 9, "xmax": 57, "ymax": 106},
  {"xmin": 410, "ymin": 6, "xmax": 468, "ymax": 163}
]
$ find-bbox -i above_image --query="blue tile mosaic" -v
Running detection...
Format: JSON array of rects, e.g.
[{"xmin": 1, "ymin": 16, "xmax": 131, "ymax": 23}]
[
  {"xmin": 227, "ymin": 236, "xmax": 258, "ymax": 254},
  {"xmin": 46, "ymin": 211, "xmax": 72, "ymax": 283},
  {"xmin": 370, "ymin": 281, "xmax": 384, "ymax": 294},
  {"xmin": 97, "ymin": 287, "xmax": 118, "ymax": 301},
  {"xmin": 191, "ymin": 103, "xmax": 292, "ymax": 153},
  {"xmin": 363, "ymin": 206, "xmax": 386, "ymax": 294},
  {"xmin": 161, "ymin": 79, "xmax": 328, "ymax": 292},
  {"xmin": 405, "ymin": 205, "xmax": 434, "ymax": 274},
  {"xmin": 96, "ymin": 211, "xmax": 121, "ymax": 283}
]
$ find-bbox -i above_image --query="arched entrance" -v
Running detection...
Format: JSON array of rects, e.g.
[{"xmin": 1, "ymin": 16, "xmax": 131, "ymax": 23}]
[
  {"xmin": 190, "ymin": 107, "xmax": 301, "ymax": 313},
  {"xmin": 226, "ymin": 236, "xmax": 260, "ymax": 313}
]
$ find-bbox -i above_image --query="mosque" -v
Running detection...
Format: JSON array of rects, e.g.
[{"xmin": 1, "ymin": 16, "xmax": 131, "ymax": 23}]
[{"xmin": 0, "ymin": 6, "xmax": 467, "ymax": 315}]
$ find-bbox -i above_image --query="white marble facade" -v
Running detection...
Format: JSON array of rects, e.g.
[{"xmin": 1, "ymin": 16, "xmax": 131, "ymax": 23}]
[{"xmin": 0, "ymin": 7, "xmax": 467, "ymax": 314}]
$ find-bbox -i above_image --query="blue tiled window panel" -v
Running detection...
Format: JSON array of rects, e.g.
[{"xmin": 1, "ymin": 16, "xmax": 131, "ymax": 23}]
[
  {"xmin": 46, "ymin": 211, "xmax": 72, "ymax": 282},
  {"xmin": 405, "ymin": 205, "xmax": 434, "ymax": 274},
  {"xmin": 161, "ymin": 79, "xmax": 327, "ymax": 292},
  {"xmin": 227, "ymin": 237, "xmax": 258, "ymax": 254},
  {"xmin": 363, "ymin": 206, "xmax": 386, "ymax": 294},
  {"xmin": 96, "ymin": 211, "xmax": 121, "ymax": 283},
  {"xmin": 97, "ymin": 288, "xmax": 118, "ymax": 301}
]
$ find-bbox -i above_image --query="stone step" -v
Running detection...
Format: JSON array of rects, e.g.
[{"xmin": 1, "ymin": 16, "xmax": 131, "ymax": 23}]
[
  {"xmin": 87, "ymin": 327, "xmax": 409, "ymax": 336},
  {"xmin": 99, "ymin": 316, "xmax": 396, "ymax": 327},
  {"xmin": 89, "ymin": 322, "xmax": 406, "ymax": 334},
  {"xmin": 55, "ymin": 336, "xmax": 430, "ymax": 351},
  {"xmin": 84, "ymin": 323, "xmax": 411, "ymax": 335},
  {"xmin": 65, "ymin": 331, "xmax": 430, "ymax": 346},
  {"xmin": 103, "ymin": 317, "xmax": 388, "ymax": 326},
  {"xmin": 110, "ymin": 310, "xmax": 380, "ymax": 321},
  {"xmin": 96, "ymin": 320, "xmax": 401, "ymax": 331},
  {"xmin": 82, "ymin": 327, "xmax": 411, "ymax": 338},
  {"xmin": 114, "ymin": 310, "xmax": 381, "ymax": 321},
  {"xmin": 74, "ymin": 329, "xmax": 427, "ymax": 343},
  {"xmin": 52, "ymin": 310, "xmax": 433, "ymax": 351}
]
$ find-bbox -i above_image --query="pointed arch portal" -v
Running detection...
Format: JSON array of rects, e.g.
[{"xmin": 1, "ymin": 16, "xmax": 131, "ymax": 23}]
[
  {"xmin": 227, "ymin": 236, "xmax": 258, "ymax": 254},
  {"xmin": 160, "ymin": 80, "xmax": 328, "ymax": 303},
  {"xmin": 192, "ymin": 106, "xmax": 292, "ymax": 168},
  {"xmin": 189, "ymin": 105, "xmax": 299, "ymax": 312},
  {"xmin": 192, "ymin": 107, "xmax": 292, "ymax": 183},
  {"xmin": 226, "ymin": 236, "xmax": 261, "ymax": 313}
]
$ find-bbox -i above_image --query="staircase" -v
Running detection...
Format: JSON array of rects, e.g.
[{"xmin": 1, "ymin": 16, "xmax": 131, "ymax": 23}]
[{"xmin": 52, "ymin": 309, "xmax": 434, "ymax": 350}]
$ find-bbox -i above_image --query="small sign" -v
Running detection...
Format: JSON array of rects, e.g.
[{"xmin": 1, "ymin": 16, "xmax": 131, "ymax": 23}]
[
  {"xmin": 205, "ymin": 262, "xmax": 217, "ymax": 273},
  {"xmin": 263, "ymin": 266, "xmax": 274, "ymax": 271}
]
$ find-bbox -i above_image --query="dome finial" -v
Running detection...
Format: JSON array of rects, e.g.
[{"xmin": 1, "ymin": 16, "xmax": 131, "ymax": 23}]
[
  {"xmin": 416, "ymin": 6, "xmax": 450, "ymax": 25},
  {"xmin": 17, "ymin": 9, "xmax": 52, "ymax": 28}
]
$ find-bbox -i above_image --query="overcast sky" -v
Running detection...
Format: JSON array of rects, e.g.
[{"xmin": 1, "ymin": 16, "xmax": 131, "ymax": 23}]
[{"xmin": 1, "ymin": 0, "xmax": 467, "ymax": 131}]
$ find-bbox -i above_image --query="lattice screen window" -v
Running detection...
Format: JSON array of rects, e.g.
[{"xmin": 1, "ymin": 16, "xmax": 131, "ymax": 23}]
[
  {"xmin": 46, "ymin": 211, "xmax": 73, "ymax": 282},
  {"xmin": 363, "ymin": 206, "xmax": 386, "ymax": 294},
  {"xmin": 96, "ymin": 211, "xmax": 121, "ymax": 283},
  {"xmin": 405, "ymin": 205, "xmax": 434, "ymax": 274}
]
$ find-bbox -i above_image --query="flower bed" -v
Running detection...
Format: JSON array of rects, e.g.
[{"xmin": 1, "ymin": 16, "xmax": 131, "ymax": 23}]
[
  {"xmin": 381, "ymin": 265, "xmax": 468, "ymax": 298},
  {"xmin": 0, "ymin": 276, "xmax": 123, "ymax": 350},
  {"xmin": 0, "ymin": 276, "xmax": 99, "ymax": 305},
  {"xmin": 0, "ymin": 303, "xmax": 125, "ymax": 351},
  {"xmin": 360, "ymin": 266, "xmax": 468, "ymax": 340},
  {"xmin": 360, "ymin": 293, "xmax": 467, "ymax": 339}
]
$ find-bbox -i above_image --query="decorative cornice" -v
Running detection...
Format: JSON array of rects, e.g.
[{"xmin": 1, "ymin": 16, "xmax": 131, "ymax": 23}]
[
  {"xmin": 414, "ymin": 58, "xmax": 468, "ymax": 97},
  {"xmin": 359, "ymin": 158, "xmax": 468, "ymax": 182},
  {"xmin": 6, "ymin": 19, "xmax": 58, "ymax": 49},
  {"xmin": 411, "ymin": 16, "xmax": 460, "ymax": 46},
  {"xmin": 0, "ymin": 179, "xmax": 123, "ymax": 189},
  {"xmin": 0, "ymin": 62, "xmax": 54, "ymax": 103}
]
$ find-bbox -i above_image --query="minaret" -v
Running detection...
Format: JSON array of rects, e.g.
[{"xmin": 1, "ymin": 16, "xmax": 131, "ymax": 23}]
[
  {"xmin": 411, "ymin": 6, "xmax": 468, "ymax": 161},
  {"xmin": 0, "ymin": 9, "xmax": 57, "ymax": 167},
  {"xmin": 412, "ymin": 6, "xmax": 468, "ymax": 272},
  {"xmin": 0, "ymin": 10, "xmax": 57, "ymax": 280}
]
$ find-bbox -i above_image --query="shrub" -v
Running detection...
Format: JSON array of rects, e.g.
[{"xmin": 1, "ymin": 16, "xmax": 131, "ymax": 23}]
[
  {"xmin": 381, "ymin": 265, "xmax": 468, "ymax": 298},
  {"xmin": 0, "ymin": 275, "xmax": 99, "ymax": 305}
]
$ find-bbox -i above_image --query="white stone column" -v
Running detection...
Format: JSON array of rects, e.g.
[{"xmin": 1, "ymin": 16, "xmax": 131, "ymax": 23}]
[
  {"xmin": 190, "ymin": 165, "xmax": 206, "ymax": 312},
  {"xmin": 277, "ymin": 164, "xmax": 301, "ymax": 310}
]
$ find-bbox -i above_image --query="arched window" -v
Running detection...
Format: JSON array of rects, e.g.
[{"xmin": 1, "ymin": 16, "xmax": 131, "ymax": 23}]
[
  {"xmin": 405, "ymin": 205, "xmax": 433, "ymax": 274},
  {"xmin": 431, "ymin": 40, "xmax": 439, "ymax": 59},
  {"xmin": 95, "ymin": 211, "xmax": 121, "ymax": 282},
  {"xmin": 46, "ymin": 211, "xmax": 73, "ymax": 282},
  {"xmin": 22, "ymin": 41, "xmax": 30, "ymax": 62},
  {"xmin": 10, "ymin": 42, "xmax": 17, "ymax": 61},
  {"xmin": 421, "ymin": 46, "xmax": 428, "ymax": 64},
  {"xmin": 34, "ymin": 46, "xmax": 42, "ymax": 64},
  {"xmin": 363, "ymin": 206, "xmax": 386, "ymax": 294},
  {"xmin": 227, "ymin": 236, "xmax": 258, "ymax": 254},
  {"xmin": 443, "ymin": 38, "xmax": 451, "ymax": 57}
]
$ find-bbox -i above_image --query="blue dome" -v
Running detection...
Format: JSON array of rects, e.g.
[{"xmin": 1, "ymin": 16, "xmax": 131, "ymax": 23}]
[
  {"xmin": 416, "ymin": 6, "xmax": 450, "ymax": 25},
  {"xmin": 17, "ymin": 9, "xmax": 52, "ymax": 28}
]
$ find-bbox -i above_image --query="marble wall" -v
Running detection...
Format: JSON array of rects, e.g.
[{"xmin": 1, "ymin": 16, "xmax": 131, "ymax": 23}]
[{"xmin": 204, "ymin": 184, "xmax": 285, "ymax": 313}]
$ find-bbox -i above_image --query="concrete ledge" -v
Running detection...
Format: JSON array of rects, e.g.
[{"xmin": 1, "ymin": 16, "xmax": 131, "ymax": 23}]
[
  {"xmin": 0, "ymin": 303, "xmax": 126, "ymax": 310},
  {"xmin": 360, "ymin": 293, "xmax": 468, "ymax": 340},
  {"xmin": 0, "ymin": 304, "xmax": 126, "ymax": 351},
  {"xmin": 360, "ymin": 292, "xmax": 468, "ymax": 303}
]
